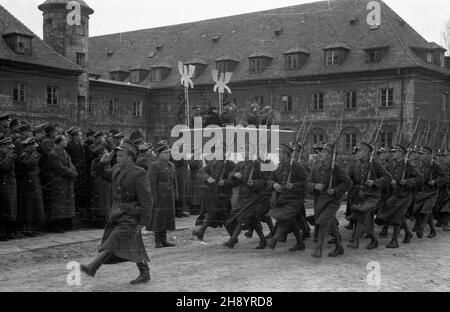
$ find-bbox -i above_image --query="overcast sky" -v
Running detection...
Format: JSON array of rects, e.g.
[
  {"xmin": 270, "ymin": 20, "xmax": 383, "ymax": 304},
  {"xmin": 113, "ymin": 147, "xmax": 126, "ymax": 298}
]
[{"xmin": 1, "ymin": 0, "xmax": 449, "ymax": 45}]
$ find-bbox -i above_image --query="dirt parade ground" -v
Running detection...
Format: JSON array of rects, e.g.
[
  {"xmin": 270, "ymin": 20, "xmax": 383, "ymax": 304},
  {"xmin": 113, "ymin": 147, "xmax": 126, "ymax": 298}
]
[{"xmin": 0, "ymin": 202, "xmax": 449, "ymax": 292}]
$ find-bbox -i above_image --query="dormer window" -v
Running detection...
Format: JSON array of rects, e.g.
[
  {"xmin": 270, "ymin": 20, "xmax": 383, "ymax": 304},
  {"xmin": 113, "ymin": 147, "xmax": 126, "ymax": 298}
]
[
  {"xmin": 109, "ymin": 68, "xmax": 129, "ymax": 81},
  {"xmin": 323, "ymin": 43, "xmax": 351, "ymax": 66},
  {"xmin": 248, "ymin": 53, "xmax": 273, "ymax": 74},
  {"xmin": 215, "ymin": 57, "xmax": 239, "ymax": 73},
  {"xmin": 129, "ymin": 66, "xmax": 150, "ymax": 83},
  {"xmin": 283, "ymin": 48, "xmax": 310, "ymax": 70},
  {"xmin": 151, "ymin": 69, "xmax": 162, "ymax": 82},
  {"xmin": 150, "ymin": 62, "xmax": 172, "ymax": 82},
  {"xmin": 3, "ymin": 31, "xmax": 33, "ymax": 56},
  {"xmin": 325, "ymin": 50, "xmax": 339, "ymax": 65},
  {"xmin": 186, "ymin": 58, "xmax": 208, "ymax": 79},
  {"xmin": 410, "ymin": 43, "xmax": 447, "ymax": 67},
  {"xmin": 364, "ymin": 46, "xmax": 389, "ymax": 63}
]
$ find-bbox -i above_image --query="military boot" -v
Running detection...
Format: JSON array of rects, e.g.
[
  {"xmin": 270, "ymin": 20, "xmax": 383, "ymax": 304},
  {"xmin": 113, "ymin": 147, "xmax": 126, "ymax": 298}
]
[
  {"xmin": 154, "ymin": 232, "xmax": 164, "ymax": 248},
  {"xmin": 161, "ymin": 231, "xmax": 175, "ymax": 247},
  {"xmin": 130, "ymin": 262, "xmax": 151, "ymax": 285},
  {"xmin": 80, "ymin": 251, "xmax": 111, "ymax": 277},
  {"xmin": 386, "ymin": 225, "xmax": 400, "ymax": 248},
  {"xmin": 289, "ymin": 223, "xmax": 305, "ymax": 252},
  {"xmin": 311, "ymin": 228, "xmax": 326, "ymax": 258}
]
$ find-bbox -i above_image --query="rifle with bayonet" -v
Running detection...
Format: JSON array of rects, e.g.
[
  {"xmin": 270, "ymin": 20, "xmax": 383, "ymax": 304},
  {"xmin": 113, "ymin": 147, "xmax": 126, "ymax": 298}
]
[
  {"xmin": 328, "ymin": 110, "xmax": 345, "ymax": 190},
  {"xmin": 400, "ymin": 117, "xmax": 421, "ymax": 181},
  {"xmin": 366, "ymin": 113, "xmax": 385, "ymax": 182}
]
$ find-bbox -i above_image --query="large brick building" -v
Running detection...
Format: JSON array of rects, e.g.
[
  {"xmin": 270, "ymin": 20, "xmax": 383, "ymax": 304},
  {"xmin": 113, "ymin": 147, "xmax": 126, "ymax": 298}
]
[{"xmin": 1, "ymin": 0, "xmax": 450, "ymax": 152}]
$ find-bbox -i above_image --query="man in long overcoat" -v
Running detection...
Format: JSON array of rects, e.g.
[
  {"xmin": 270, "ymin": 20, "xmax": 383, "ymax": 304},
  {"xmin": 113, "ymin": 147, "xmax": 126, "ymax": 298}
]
[
  {"xmin": 410, "ymin": 147, "xmax": 447, "ymax": 238},
  {"xmin": 223, "ymin": 143, "xmax": 270, "ymax": 249},
  {"xmin": 46, "ymin": 135, "xmax": 78, "ymax": 232},
  {"xmin": 375, "ymin": 144, "xmax": 423, "ymax": 248},
  {"xmin": 66, "ymin": 127, "xmax": 89, "ymax": 223},
  {"xmin": 90, "ymin": 145, "xmax": 112, "ymax": 227},
  {"xmin": 307, "ymin": 143, "xmax": 352, "ymax": 258},
  {"xmin": 0, "ymin": 136, "xmax": 17, "ymax": 241},
  {"xmin": 16, "ymin": 137, "xmax": 46, "ymax": 235},
  {"xmin": 147, "ymin": 140, "xmax": 177, "ymax": 248},
  {"xmin": 81, "ymin": 140, "xmax": 153, "ymax": 285},
  {"xmin": 192, "ymin": 143, "xmax": 235, "ymax": 241},
  {"xmin": 347, "ymin": 142, "xmax": 391, "ymax": 250},
  {"xmin": 267, "ymin": 144, "xmax": 308, "ymax": 252}
]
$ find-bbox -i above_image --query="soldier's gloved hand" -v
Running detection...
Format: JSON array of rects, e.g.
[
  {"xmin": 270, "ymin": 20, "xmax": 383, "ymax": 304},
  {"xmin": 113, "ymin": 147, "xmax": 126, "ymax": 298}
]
[
  {"xmin": 234, "ymin": 172, "xmax": 243, "ymax": 180},
  {"xmin": 315, "ymin": 183, "xmax": 325, "ymax": 191},
  {"xmin": 286, "ymin": 183, "xmax": 294, "ymax": 190},
  {"xmin": 327, "ymin": 188, "xmax": 335, "ymax": 196},
  {"xmin": 218, "ymin": 180, "xmax": 225, "ymax": 186},
  {"xmin": 400, "ymin": 180, "xmax": 407, "ymax": 186},
  {"xmin": 207, "ymin": 177, "xmax": 216, "ymax": 184},
  {"xmin": 366, "ymin": 180, "xmax": 374, "ymax": 187},
  {"xmin": 100, "ymin": 151, "xmax": 113, "ymax": 164},
  {"xmin": 273, "ymin": 183, "xmax": 283, "ymax": 192},
  {"xmin": 428, "ymin": 180, "xmax": 435, "ymax": 186}
]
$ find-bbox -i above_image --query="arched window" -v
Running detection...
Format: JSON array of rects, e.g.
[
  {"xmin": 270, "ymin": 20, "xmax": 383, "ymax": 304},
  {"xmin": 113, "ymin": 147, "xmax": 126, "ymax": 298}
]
[
  {"xmin": 310, "ymin": 128, "xmax": 327, "ymax": 149},
  {"xmin": 379, "ymin": 126, "xmax": 395, "ymax": 148},
  {"xmin": 341, "ymin": 127, "xmax": 360, "ymax": 154}
]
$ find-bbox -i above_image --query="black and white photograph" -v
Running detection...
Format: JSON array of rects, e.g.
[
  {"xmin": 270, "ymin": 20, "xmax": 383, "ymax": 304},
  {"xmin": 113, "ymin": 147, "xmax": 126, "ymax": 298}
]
[{"xmin": 0, "ymin": 0, "xmax": 449, "ymax": 296}]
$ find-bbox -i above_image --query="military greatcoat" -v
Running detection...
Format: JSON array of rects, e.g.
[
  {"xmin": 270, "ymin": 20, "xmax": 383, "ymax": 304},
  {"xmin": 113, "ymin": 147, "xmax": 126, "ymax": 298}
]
[
  {"xmin": 375, "ymin": 160, "xmax": 423, "ymax": 226},
  {"xmin": 306, "ymin": 162, "xmax": 352, "ymax": 230}
]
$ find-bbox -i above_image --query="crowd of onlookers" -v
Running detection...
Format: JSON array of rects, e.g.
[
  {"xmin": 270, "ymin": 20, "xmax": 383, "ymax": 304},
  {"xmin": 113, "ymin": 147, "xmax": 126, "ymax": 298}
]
[{"xmin": 0, "ymin": 113, "xmax": 170, "ymax": 241}]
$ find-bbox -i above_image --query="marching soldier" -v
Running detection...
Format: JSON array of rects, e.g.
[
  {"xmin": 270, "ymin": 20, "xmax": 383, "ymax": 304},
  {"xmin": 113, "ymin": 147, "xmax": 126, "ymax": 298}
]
[
  {"xmin": 0, "ymin": 135, "xmax": 17, "ymax": 241},
  {"xmin": 192, "ymin": 143, "xmax": 236, "ymax": 241},
  {"xmin": 147, "ymin": 140, "xmax": 177, "ymax": 248},
  {"xmin": 435, "ymin": 150, "xmax": 450, "ymax": 231},
  {"xmin": 347, "ymin": 142, "xmax": 391, "ymax": 250},
  {"xmin": 223, "ymin": 143, "xmax": 270, "ymax": 249},
  {"xmin": 375, "ymin": 144, "xmax": 423, "ymax": 248},
  {"xmin": 410, "ymin": 147, "xmax": 446, "ymax": 238},
  {"xmin": 307, "ymin": 143, "xmax": 352, "ymax": 258},
  {"xmin": 377, "ymin": 147, "xmax": 395, "ymax": 238},
  {"xmin": 267, "ymin": 144, "xmax": 308, "ymax": 252},
  {"xmin": 80, "ymin": 140, "xmax": 152, "ymax": 285}
]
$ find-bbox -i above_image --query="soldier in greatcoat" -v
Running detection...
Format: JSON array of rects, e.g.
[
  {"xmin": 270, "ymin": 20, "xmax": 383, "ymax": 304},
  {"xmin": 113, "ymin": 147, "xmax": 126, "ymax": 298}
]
[
  {"xmin": 192, "ymin": 143, "xmax": 235, "ymax": 241},
  {"xmin": 410, "ymin": 147, "xmax": 447, "ymax": 239},
  {"xmin": 375, "ymin": 144, "xmax": 423, "ymax": 248},
  {"xmin": 46, "ymin": 135, "xmax": 78, "ymax": 232},
  {"xmin": 377, "ymin": 147, "xmax": 395, "ymax": 237},
  {"xmin": 81, "ymin": 140, "xmax": 152, "ymax": 285},
  {"xmin": 347, "ymin": 142, "xmax": 391, "ymax": 250},
  {"xmin": 435, "ymin": 151, "xmax": 450, "ymax": 231},
  {"xmin": 146, "ymin": 140, "xmax": 177, "ymax": 248},
  {"xmin": 16, "ymin": 137, "xmax": 46, "ymax": 235},
  {"xmin": 223, "ymin": 143, "xmax": 270, "ymax": 249},
  {"xmin": 0, "ymin": 135, "xmax": 17, "ymax": 241},
  {"xmin": 91, "ymin": 145, "xmax": 112, "ymax": 227},
  {"xmin": 267, "ymin": 144, "xmax": 308, "ymax": 252},
  {"xmin": 306, "ymin": 143, "xmax": 352, "ymax": 258},
  {"xmin": 66, "ymin": 127, "xmax": 89, "ymax": 224},
  {"xmin": 39, "ymin": 124, "xmax": 58, "ymax": 209}
]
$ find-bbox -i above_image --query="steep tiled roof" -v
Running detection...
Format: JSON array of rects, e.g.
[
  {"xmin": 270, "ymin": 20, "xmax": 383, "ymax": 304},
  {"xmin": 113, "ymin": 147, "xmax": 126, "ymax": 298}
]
[
  {"xmin": 89, "ymin": 0, "xmax": 450, "ymax": 90},
  {"xmin": 0, "ymin": 4, "xmax": 82, "ymax": 73}
]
